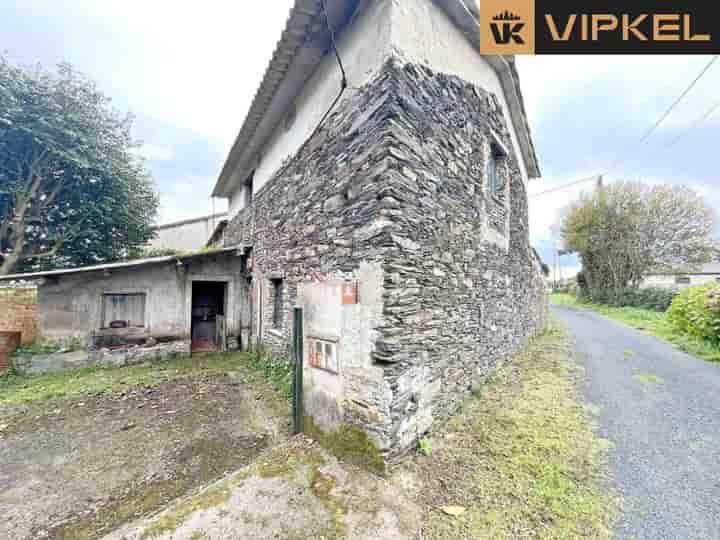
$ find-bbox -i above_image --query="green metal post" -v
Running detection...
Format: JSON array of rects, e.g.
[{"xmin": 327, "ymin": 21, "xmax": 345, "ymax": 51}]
[{"xmin": 292, "ymin": 307, "xmax": 303, "ymax": 434}]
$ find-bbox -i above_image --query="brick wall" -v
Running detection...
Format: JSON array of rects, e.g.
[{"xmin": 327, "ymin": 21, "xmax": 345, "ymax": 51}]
[{"xmin": 0, "ymin": 285, "xmax": 39, "ymax": 346}]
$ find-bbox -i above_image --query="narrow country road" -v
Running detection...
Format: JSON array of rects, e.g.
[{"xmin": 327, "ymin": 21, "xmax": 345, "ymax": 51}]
[{"xmin": 553, "ymin": 305, "xmax": 720, "ymax": 540}]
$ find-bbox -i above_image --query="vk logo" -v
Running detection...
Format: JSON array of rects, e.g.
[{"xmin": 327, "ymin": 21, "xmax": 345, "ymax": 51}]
[{"xmin": 491, "ymin": 11, "xmax": 526, "ymax": 45}]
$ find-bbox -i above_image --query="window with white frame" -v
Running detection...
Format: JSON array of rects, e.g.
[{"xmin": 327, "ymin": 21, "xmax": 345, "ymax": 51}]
[{"xmin": 102, "ymin": 293, "xmax": 146, "ymax": 329}]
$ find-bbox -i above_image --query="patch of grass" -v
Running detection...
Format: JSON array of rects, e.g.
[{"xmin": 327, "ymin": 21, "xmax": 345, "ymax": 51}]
[
  {"xmin": 304, "ymin": 416, "xmax": 386, "ymax": 475},
  {"xmin": 0, "ymin": 352, "xmax": 248, "ymax": 404},
  {"xmin": 635, "ymin": 374, "xmax": 665, "ymax": 385},
  {"xmin": 419, "ymin": 320, "xmax": 618, "ymax": 539},
  {"xmin": 139, "ymin": 484, "xmax": 231, "ymax": 539},
  {"xmin": 551, "ymin": 293, "xmax": 720, "ymax": 363},
  {"xmin": 419, "ymin": 438, "xmax": 433, "ymax": 457},
  {"xmin": 624, "ymin": 349, "xmax": 636, "ymax": 359},
  {"xmin": 244, "ymin": 348, "xmax": 293, "ymax": 401}
]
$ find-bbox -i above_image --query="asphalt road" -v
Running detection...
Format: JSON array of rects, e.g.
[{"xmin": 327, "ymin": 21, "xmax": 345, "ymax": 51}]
[{"xmin": 553, "ymin": 305, "xmax": 720, "ymax": 540}]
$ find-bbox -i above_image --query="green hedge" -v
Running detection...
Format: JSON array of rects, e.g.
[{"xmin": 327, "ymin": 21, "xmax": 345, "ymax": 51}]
[
  {"xmin": 668, "ymin": 284, "xmax": 720, "ymax": 345},
  {"xmin": 580, "ymin": 287, "xmax": 677, "ymax": 312}
]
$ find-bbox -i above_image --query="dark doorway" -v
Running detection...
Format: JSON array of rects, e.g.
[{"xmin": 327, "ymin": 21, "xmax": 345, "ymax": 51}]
[{"xmin": 191, "ymin": 281, "xmax": 226, "ymax": 353}]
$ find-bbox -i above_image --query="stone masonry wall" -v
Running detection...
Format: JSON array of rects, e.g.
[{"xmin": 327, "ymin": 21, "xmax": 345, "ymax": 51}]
[
  {"xmin": 0, "ymin": 285, "xmax": 38, "ymax": 346},
  {"xmin": 366, "ymin": 61, "xmax": 548, "ymax": 455},
  {"xmin": 225, "ymin": 58, "xmax": 547, "ymax": 459}
]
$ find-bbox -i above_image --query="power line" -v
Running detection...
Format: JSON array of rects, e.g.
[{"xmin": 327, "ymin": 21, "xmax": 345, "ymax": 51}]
[
  {"xmin": 654, "ymin": 100, "xmax": 720, "ymax": 153},
  {"xmin": 530, "ymin": 175, "xmax": 601, "ymax": 198},
  {"xmin": 531, "ymin": 55, "xmax": 718, "ymax": 199},
  {"xmin": 606, "ymin": 55, "xmax": 718, "ymax": 175}
]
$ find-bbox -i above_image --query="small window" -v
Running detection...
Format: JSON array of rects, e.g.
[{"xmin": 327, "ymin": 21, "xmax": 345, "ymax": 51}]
[
  {"xmin": 244, "ymin": 173, "xmax": 254, "ymax": 206},
  {"xmin": 675, "ymin": 276, "xmax": 691, "ymax": 285},
  {"xmin": 102, "ymin": 293, "xmax": 146, "ymax": 329},
  {"xmin": 271, "ymin": 279, "xmax": 283, "ymax": 329},
  {"xmin": 487, "ymin": 144, "xmax": 506, "ymax": 198}
]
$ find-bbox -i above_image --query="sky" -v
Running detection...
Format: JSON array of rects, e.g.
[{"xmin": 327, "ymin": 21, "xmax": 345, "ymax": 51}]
[{"xmin": 1, "ymin": 2, "xmax": 718, "ymax": 276}]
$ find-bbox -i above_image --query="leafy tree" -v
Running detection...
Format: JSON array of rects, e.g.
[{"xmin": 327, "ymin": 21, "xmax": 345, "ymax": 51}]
[
  {"xmin": 0, "ymin": 57, "xmax": 158, "ymax": 275},
  {"xmin": 562, "ymin": 181, "xmax": 715, "ymax": 301}
]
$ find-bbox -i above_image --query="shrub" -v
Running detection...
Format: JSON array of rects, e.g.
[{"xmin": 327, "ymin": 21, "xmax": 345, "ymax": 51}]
[
  {"xmin": 580, "ymin": 287, "xmax": 676, "ymax": 312},
  {"xmin": 668, "ymin": 284, "xmax": 720, "ymax": 344}
]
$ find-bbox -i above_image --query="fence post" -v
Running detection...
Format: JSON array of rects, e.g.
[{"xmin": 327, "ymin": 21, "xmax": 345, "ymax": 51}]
[{"xmin": 292, "ymin": 307, "xmax": 304, "ymax": 434}]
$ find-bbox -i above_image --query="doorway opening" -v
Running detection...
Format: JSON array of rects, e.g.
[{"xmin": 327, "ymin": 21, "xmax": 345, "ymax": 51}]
[{"xmin": 191, "ymin": 281, "xmax": 226, "ymax": 353}]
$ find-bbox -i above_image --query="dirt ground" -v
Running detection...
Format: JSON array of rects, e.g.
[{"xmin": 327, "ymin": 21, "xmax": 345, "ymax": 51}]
[
  {"xmin": 102, "ymin": 436, "xmax": 421, "ymax": 540},
  {"xmin": 0, "ymin": 366, "xmax": 290, "ymax": 540}
]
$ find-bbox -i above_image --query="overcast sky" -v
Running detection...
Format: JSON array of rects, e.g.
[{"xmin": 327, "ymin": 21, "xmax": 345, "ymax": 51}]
[{"xmin": 1, "ymin": 2, "xmax": 718, "ymax": 274}]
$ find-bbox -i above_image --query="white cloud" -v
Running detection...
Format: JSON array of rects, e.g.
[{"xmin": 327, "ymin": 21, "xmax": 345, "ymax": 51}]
[
  {"xmin": 136, "ymin": 143, "xmax": 175, "ymax": 162},
  {"xmin": 157, "ymin": 176, "xmax": 228, "ymax": 224}
]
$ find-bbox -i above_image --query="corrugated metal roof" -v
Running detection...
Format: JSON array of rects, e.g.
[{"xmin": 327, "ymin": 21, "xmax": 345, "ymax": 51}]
[
  {"xmin": 212, "ymin": 0, "xmax": 540, "ymax": 199},
  {"xmin": 0, "ymin": 247, "xmax": 240, "ymax": 282}
]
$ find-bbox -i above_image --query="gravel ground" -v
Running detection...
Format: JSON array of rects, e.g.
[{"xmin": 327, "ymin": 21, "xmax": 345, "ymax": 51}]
[{"xmin": 554, "ymin": 305, "xmax": 720, "ymax": 540}]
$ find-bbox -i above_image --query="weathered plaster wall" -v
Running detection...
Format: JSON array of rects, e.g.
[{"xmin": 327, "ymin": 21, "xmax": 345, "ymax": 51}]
[
  {"xmin": 0, "ymin": 285, "xmax": 38, "ymax": 345},
  {"xmin": 390, "ymin": 0, "xmax": 530, "ymax": 185},
  {"xmin": 229, "ymin": 0, "xmax": 393, "ymax": 218},
  {"xmin": 148, "ymin": 214, "xmax": 227, "ymax": 252},
  {"xmin": 225, "ymin": 59, "xmax": 547, "ymax": 460},
  {"xmin": 37, "ymin": 254, "xmax": 244, "ymax": 345}
]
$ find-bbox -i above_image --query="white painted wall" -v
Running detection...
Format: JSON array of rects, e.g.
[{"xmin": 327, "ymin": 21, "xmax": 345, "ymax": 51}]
[{"xmin": 228, "ymin": 0, "xmax": 393, "ymax": 218}]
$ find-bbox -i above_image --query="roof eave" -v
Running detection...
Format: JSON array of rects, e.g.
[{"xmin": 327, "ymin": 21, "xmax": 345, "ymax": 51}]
[{"xmin": 214, "ymin": 0, "xmax": 540, "ymax": 198}]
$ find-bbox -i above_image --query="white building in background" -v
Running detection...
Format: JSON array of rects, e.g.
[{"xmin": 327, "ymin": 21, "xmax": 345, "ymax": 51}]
[
  {"xmin": 147, "ymin": 213, "xmax": 227, "ymax": 252},
  {"xmin": 642, "ymin": 263, "xmax": 720, "ymax": 289}
]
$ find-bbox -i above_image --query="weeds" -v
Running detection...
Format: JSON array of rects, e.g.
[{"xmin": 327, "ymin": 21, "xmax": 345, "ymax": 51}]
[
  {"xmin": 420, "ymin": 321, "xmax": 617, "ymax": 539},
  {"xmin": 418, "ymin": 438, "xmax": 433, "ymax": 457},
  {"xmin": 244, "ymin": 347, "xmax": 293, "ymax": 401},
  {"xmin": 0, "ymin": 353, "xmax": 247, "ymax": 403}
]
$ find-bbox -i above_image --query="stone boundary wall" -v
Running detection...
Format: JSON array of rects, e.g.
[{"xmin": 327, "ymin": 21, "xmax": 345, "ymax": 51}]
[
  {"xmin": 12, "ymin": 340, "xmax": 191, "ymax": 376},
  {"xmin": 0, "ymin": 285, "xmax": 38, "ymax": 346}
]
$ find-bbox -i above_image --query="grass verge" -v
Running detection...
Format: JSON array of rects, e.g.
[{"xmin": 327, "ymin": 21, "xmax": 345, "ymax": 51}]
[
  {"xmin": 0, "ymin": 353, "xmax": 249, "ymax": 404},
  {"xmin": 416, "ymin": 320, "xmax": 618, "ymax": 539},
  {"xmin": 551, "ymin": 293, "xmax": 720, "ymax": 363}
]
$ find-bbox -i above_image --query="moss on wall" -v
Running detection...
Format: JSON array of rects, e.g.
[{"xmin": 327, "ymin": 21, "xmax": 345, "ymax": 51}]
[{"xmin": 304, "ymin": 415, "xmax": 385, "ymax": 475}]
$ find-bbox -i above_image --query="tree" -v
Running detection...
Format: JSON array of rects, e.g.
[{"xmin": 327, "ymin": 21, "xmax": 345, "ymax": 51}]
[
  {"xmin": 0, "ymin": 57, "xmax": 158, "ymax": 275},
  {"xmin": 562, "ymin": 181, "xmax": 716, "ymax": 300}
]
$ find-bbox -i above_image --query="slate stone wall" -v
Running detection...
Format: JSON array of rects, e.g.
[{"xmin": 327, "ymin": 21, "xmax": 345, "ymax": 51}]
[
  {"xmin": 368, "ymin": 62, "xmax": 548, "ymax": 455},
  {"xmin": 224, "ymin": 58, "xmax": 547, "ymax": 459}
]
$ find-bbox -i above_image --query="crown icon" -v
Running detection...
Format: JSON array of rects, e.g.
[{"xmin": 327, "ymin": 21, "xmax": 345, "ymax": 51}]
[{"xmin": 492, "ymin": 11, "xmax": 523, "ymax": 21}]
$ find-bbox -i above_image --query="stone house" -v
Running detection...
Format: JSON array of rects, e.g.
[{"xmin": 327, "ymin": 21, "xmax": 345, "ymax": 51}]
[{"xmin": 212, "ymin": 0, "xmax": 547, "ymax": 459}]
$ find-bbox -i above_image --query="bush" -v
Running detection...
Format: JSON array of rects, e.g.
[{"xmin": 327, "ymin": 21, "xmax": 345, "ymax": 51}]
[
  {"xmin": 668, "ymin": 284, "xmax": 720, "ymax": 345},
  {"xmin": 580, "ymin": 287, "xmax": 677, "ymax": 312}
]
